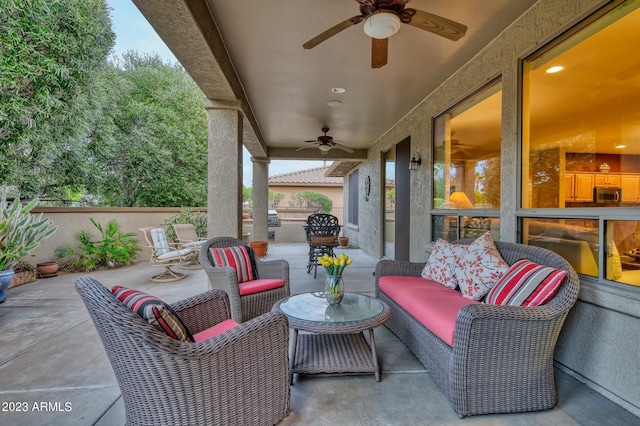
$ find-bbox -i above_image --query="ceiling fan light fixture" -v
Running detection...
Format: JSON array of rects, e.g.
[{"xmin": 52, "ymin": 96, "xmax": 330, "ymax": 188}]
[
  {"xmin": 363, "ymin": 11, "xmax": 401, "ymax": 40},
  {"xmin": 318, "ymin": 144, "xmax": 331, "ymax": 152}
]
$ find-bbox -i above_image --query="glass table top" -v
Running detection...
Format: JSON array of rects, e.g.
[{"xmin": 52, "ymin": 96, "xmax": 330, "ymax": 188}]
[{"xmin": 279, "ymin": 292, "xmax": 384, "ymax": 323}]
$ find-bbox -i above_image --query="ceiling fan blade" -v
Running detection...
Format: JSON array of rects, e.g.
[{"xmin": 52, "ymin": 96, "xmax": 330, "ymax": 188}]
[
  {"xmin": 371, "ymin": 37, "xmax": 388, "ymax": 68},
  {"xmin": 334, "ymin": 143, "xmax": 355, "ymax": 153},
  {"xmin": 303, "ymin": 16, "xmax": 364, "ymax": 49},
  {"xmin": 296, "ymin": 145, "xmax": 315, "ymax": 151},
  {"xmin": 401, "ymin": 9, "xmax": 467, "ymax": 41}
]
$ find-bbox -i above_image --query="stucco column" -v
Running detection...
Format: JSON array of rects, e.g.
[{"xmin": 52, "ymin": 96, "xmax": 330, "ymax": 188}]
[
  {"xmin": 251, "ymin": 157, "xmax": 270, "ymax": 241},
  {"xmin": 203, "ymin": 98, "xmax": 243, "ymax": 239}
]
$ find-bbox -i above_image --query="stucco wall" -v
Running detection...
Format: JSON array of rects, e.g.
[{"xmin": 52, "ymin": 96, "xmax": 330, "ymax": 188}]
[
  {"xmin": 28, "ymin": 208, "xmax": 196, "ymax": 266},
  {"xmin": 346, "ymin": 0, "xmax": 639, "ymax": 416}
]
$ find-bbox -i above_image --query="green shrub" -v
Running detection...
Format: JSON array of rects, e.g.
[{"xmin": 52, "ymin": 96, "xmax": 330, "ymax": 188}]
[
  {"xmin": 55, "ymin": 218, "xmax": 140, "ymax": 271},
  {"xmin": 163, "ymin": 208, "xmax": 207, "ymax": 241}
]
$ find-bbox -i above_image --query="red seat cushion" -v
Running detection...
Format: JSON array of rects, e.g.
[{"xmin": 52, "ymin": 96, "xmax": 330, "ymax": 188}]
[
  {"xmin": 238, "ymin": 278, "xmax": 285, "ymax": 296},
  {"xmin": 379, "ymin": 276, "xmax": 479, "ymax": 346},
  {"xmin": 193, "ymin": 319, "xmax": 240, "ymax": 342}
]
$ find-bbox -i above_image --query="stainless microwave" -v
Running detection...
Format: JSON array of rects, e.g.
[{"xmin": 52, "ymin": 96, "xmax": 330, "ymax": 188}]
[{"xmin": 593, "ymin": 187, "xmax": 621, "ymax": 203}]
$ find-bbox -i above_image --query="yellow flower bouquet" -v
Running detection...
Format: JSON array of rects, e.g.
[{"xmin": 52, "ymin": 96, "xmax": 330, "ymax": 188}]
[{"xmin": 319, "ymin": 253, "xmax": 353, "ymax": 305}]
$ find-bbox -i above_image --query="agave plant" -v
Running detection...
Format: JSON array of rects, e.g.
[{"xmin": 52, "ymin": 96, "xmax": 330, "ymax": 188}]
[{"xmin": 0, "ymin": 190, "xmax": 58, "ymax": 271}]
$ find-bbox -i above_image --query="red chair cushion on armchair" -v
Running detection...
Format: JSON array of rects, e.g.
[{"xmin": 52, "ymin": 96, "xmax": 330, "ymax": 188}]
[{"xmin": 239, "ymin": 279, "xmax": 285, "ymax": 296}]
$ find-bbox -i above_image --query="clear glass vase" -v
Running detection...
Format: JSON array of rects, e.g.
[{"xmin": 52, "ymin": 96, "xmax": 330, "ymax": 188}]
[{"xmin": 324, "ymin": 275, "xmax": 344, "ymax": 305}]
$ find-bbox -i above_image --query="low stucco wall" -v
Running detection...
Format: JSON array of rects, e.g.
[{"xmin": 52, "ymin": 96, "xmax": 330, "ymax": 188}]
[
  {"xmin": 28, "ymin": 208, "xmax": 312, "ymax": 266},
  {"xmin": 29, "ymin": 207, "xmax": 198, "ymax": 266},
  {"xmin": 554, "ymin": 283, "xmax": 640, "ymax": 416}
]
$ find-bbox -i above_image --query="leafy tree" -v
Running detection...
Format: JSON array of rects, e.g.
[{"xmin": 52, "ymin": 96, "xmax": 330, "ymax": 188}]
[
  {"xmin": 88, "ymin": 53, "xmax": 208, "ymax": 206},
  {"xmin": 0, "ymin": 0, "xmax": 115, "ymax": 198},
  {"xmin": 288, "ymin": 191, "xmax": 332, "ymax": 213},
  {"xmin": 269, "ymin": 190, "xmax": 284, "ymax": 209}
]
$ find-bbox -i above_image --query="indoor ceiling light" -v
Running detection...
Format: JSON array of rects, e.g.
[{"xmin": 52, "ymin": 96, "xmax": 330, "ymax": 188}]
[
  {"xmin": 615, "ymin": 143, "xmax": 626, "ymax": 149},
  {"xmin": 331, "ymin": 87, "xmax": 346, "ymax": 94},
  {"xmin": 545, "ymin": 65, "xmax": 564, "ymax": 73},
  {"xmin": 318, "ymin": 144, "xmax": 331, "ymax": 152},
  {"xmin": 326, "ymin": 100, "xmax": 342, "ymax": 107},
  {"xmin": 363, "ymin": 11, "xmax": 401, "ymax": 39}
]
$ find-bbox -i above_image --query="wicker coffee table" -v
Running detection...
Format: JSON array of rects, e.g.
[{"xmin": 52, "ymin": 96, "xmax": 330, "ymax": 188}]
[{"xmin": 273, "ymin": 292, "xmax": 391, "ymax": 383}]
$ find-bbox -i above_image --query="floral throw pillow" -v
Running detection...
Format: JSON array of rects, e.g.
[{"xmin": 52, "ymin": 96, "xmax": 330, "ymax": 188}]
[
  {"xmin": 421, "ymin": 239, "xmax": 468, "ymax": 289},
  {"xmin": 454, "ymin": 232, "xmax": 509, "ymax": 300}
]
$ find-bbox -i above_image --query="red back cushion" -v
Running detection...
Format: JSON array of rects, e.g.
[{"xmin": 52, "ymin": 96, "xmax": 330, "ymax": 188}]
[
  {"xmin": 485, "ymin": 259, "xmax": 567, "ymax": 306},
  {"xmin": 209, "ymin": 245, "xmax": 258, "ymax": 283},
  {"xmin": 112, "ymin": 286, "xmax": 194, "ymax": 342}
]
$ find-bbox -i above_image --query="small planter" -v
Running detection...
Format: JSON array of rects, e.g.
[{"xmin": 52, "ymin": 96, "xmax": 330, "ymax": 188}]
[
  {"xmin": 36, "ymin": 261, "xmax": 59, "ymax": 278},
  {"xmin": 338, "ymin": 237, "xmax": 349, "ymax": 247},
  {"xmin": 249, "ymin": 241, "xmax": 268, "ymax": 259},
  {"xmin": 10, "ymin": 270, "xmax": 37, "ymax": 288}
]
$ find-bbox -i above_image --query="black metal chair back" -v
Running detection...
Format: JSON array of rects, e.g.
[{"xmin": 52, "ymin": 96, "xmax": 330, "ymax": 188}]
[{"xmin": 304, "ymin": 213, "xmax": 341, "ymax": 278}]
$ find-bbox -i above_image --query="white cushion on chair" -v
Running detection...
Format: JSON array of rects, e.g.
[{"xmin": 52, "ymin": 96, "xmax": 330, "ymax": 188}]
[
  {"xmin": 151, "ymin": 228, "xmax": 170, "ymax": 255},
  {"xmin": 157, "ymin": 248, "xmax": 192, "ymax": 261}
]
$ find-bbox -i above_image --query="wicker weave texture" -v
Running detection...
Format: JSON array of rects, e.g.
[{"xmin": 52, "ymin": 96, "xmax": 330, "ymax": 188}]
[
  {"xmin": 274, "ymin": 296, "xmax": 390, "ymax": 381},
  {"xmin": 294, "ymin": 333, "xmax": 376, "ymax": 374},
  {"xmin": 375, "ymin": 240, "xmax": 580, "ymax": 418},
  {"xmin": 76, "ymin": 276, "xmax": 291, "ymax": 426},
  {"xmin": 199, "ymin": 237, "xmax": 290, "ymax": 323}
]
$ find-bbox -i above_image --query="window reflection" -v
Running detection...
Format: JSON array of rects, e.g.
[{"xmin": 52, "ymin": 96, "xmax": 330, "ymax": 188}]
[
  {"xmin": 521, "ymin": 218, "xmax": 599, "ymax": 277},
  {"xmin": 522, "ymin": 2, "xmax": 640, "ymax": 209},
  {"xmin": 432, "ymin": 215, "xmax": 500, "ymax": 242},
  {"xmin": 433, "ymin": 80, "xmax": 502, "ymax": 209},
  {"xmin": 606, "ymin": 220, "xmax": 640, "ymax": 287}
]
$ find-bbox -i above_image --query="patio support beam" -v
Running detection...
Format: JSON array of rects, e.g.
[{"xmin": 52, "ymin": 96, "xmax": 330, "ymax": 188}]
[
  {"xmin": 251, "ymin": 158, "xmax": 270, "ymax": 242},
  {"xmin": 204, "ymin": 98, "xmax": 243, "ymax": 239}
]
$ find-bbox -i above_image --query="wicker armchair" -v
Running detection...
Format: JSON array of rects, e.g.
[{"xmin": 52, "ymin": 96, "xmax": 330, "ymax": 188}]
[
  {"xmin": 199, "ymin": 237, "xmax": 290, "ymax": 323},
  {"xmin": 375, "ymin": 240, "xmax": 580, "ymax": 417},
  {"xmin": 75, "ymin": 276, "xmax": 291, "ymax": 426}
]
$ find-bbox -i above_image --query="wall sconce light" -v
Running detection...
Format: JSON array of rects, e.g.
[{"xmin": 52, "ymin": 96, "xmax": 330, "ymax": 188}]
[{"xmin": 410, "ymin": 152, "xmax": 421, "ymax": 170}]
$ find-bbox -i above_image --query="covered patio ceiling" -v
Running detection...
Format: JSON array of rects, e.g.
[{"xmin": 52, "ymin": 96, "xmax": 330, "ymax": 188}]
[{"xmin": 131, "ymin": 0, "xmax": 538, "ymax": 164}]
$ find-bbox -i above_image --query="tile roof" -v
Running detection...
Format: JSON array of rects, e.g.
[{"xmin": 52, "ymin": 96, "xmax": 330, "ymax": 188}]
[{"xmin": 269, "ymin": 166, "xmax": 343, "ymax": 186}]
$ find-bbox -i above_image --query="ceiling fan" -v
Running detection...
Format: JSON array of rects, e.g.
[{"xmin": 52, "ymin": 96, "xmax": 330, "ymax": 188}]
[
  {"xmin": 297, "ymin": 127, "xmax": 355, "ymax": 155},
  {"xmin": 303, "ymin": 0, "xmax": 468, "ymax": 68}
]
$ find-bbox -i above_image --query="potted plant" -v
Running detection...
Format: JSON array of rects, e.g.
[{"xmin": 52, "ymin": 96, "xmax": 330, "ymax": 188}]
[
  {"xmin": 10, "ymin": 260, "xmax": 37, "ymax": 288},
  {"xmin": 0, "ymin": 190, "xmax": 57, "ymax": 302}
]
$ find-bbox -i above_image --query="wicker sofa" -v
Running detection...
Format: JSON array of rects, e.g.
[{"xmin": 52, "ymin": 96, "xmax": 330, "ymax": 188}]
[{"xmin": 375, "ymin": 240, "xmax": 580, "ymax": 418}]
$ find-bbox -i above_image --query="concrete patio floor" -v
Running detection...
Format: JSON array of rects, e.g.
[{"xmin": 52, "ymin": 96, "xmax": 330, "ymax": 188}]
[{"xmin": 1, "ymin": 243, "xmax": 638, "ymax": 425}]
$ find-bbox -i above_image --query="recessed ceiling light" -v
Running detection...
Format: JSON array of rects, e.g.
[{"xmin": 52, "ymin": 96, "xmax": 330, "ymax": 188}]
[
  {"xmin": 326, "ymin": 100, "xmax": 342, "ymax": 107},
  {"xmin": 545, "ymin": 65, "xmax": 564, "ymax": 74},
  {"xmin": 615, "ymin": 143, "xmax": 626, "ymax": 149},
  {"xmin": 331, "ymin": 87, "xmax": 346, "ymax": 94}
]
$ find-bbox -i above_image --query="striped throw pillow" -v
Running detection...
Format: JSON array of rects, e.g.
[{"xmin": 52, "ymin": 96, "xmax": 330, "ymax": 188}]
[
  {"xmin": 485, "ymin": 259, "xmax": 567, "ymax": 306},
  {"xmin": 112, "ymin": 286, "xmax": 194, "ymax": 342},
  {"xmin": 209, "ymin": 245, "xmax": 258, "ymax": 283}
]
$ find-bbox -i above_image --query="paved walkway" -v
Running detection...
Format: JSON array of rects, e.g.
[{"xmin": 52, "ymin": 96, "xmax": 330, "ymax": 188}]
[{"xmin": 0, "ymin": 243, "xmax": 638, "ymax": 425}]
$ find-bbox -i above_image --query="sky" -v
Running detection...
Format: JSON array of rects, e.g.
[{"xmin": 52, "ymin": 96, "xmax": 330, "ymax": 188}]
[{"xmin": 106, "ymin": 0, "xmax": 326, "ymax": 186}]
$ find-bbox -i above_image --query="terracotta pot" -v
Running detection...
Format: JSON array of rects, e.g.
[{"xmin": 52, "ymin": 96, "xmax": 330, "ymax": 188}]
[
  {"xmin": 338, "ymin": 237, "xmax": 349, "ymax": 247},
  {"xmin": 36, "ymin": 261, "xmax": 59, "ymax": 278},
  {"xmin": 249, "ymin": 241, "xmax": 268, "ymax": 259}
]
